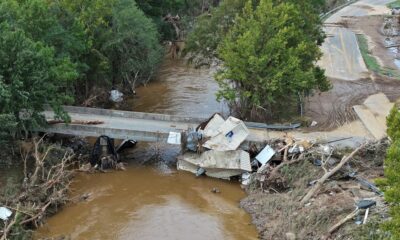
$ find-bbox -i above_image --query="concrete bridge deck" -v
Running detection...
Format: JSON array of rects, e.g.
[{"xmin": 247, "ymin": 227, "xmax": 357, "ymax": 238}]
[
  {"xmin": 42, "ymin": 106, "xmax": 206, "ymax": 142},
  {"xmin": 40, "ymin": 106, "xmax": 375, "ymax": 148}
]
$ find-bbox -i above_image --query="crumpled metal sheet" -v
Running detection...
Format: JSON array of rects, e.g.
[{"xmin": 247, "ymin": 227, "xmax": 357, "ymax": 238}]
[{"xmin": 0, "ymin": 207, "xmax": 12, "ymax": 221}]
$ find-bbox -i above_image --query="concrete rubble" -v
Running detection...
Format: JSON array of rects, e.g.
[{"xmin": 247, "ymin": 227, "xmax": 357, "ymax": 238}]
[
  {"xmin": 178, "ymin": 114, "xmax": 253, "ymax": 179},
  {"xmin": 177, "ymin": 113, "xmax": 389, "ymax": 237}
]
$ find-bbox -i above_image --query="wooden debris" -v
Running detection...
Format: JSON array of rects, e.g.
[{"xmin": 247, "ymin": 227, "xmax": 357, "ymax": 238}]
[
  {"xmin": 300, "ymin": 143, "xmax": 366, "ymax": 204},
  {"xmin": 1, "ymin": 137, "xmax": 76, "ymax": 239},
  {"xmin": 324, "ymin": 209, "xmax": 359, "ymax": 239}
]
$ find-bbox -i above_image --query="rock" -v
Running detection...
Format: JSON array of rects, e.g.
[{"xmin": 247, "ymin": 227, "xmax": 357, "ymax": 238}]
[
  {"xmin": 211, "ymin": 187, "xmax": 221, "ymax": 194},
  {"xmin": 286, "ymin": 232, "xmax": 296, "ymax": 240}
]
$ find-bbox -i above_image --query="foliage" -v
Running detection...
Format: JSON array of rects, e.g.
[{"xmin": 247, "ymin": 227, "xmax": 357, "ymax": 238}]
[
  {"xmin": 388, "ymin": 0, "xmax": 400, "ymax": 9},
  {"xmin": 215, "ymin": 0, "xmax": 331, "ymax": 120},
  {"xmin": 103, "ymin": 0, "xmax": 163, "ymax": 90},
  {"xmin": 185, "ymin": 0, "xmax": 325, "ymax": 65},
  {"xmin": 0, "ymin": 19, "xmax": 77, "ymax": 135},
  {"xmin": 184, "ymin": 0, "xmax": 247, "ymax": 63},
  {"xmin": 59, "ymin": 0, "xmax": 163, "ymax": 96},
  {"xmin": 0, "ymin": 0, "xmax": 167, "ymax": 137},
  {"xmin": 136, "ymin": 0, "xmax": 207, "ymax": 41},
  {"xmin": 379, "ymin": 106, "xmax": 400, "ymax": 238}
]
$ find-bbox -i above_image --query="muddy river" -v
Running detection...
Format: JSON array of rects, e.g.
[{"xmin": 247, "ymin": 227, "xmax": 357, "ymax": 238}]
[{"xmin": 35, "ymin": 59, "xmax": 258, "ymax": 239}]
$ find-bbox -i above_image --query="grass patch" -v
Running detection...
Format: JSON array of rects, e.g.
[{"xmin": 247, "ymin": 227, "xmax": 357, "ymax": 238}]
[
  {"xmin": 388, "ymin": 0, "xmax": 400, "ymax": 9},
  {"xmin": 356, "ymin": 34, "xmax": 400, "ymax": 78}
]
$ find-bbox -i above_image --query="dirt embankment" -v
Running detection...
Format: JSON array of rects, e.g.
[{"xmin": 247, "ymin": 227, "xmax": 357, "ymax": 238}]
[
  {"xmin": 306, "ymin": 76, "xmax": 400, "ymax": 130},
  {"xmin": 349, "ymin": 14, "xmax": 400, "ymax": 73}
]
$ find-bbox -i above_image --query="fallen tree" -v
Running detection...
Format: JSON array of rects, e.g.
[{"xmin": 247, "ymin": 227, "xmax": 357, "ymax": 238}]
[{"xmin": 300, "ymin": 143, "xmax": 367, "ymax": 204}]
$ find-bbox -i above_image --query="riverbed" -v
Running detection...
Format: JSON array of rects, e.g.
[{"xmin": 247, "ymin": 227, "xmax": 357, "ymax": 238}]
[{"xmin": 34, "ymin": 59, "xmax": 258, "ymax": 239}]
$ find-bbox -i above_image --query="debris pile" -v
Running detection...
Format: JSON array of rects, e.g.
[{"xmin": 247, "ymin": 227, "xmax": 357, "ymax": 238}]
[
  {"xmin": 178, "ymin": 113, "xmax": 252, "ymax": 179},
  {"xmin": 176, "ymin": 113, "xmax": 389, "ymax": 238},
  {"xmin": 0, "ymin": 137, "xmax": 76, "ymax": 239},
  {"xmin": 84, "ymin": 136, "xmax": 137, "ymax": 171},
  {"xmin": 240, "ymin": 139, "xmax": 389, "ymax": 239}
]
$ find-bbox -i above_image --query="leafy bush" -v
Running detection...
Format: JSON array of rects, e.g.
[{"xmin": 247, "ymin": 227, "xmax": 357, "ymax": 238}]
[{"xmin": 381, "ymin": 106, "xmax": 400, "ymax": 238}]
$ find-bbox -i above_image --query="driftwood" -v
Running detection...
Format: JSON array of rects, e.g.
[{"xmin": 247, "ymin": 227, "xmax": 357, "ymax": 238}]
[
  {"xmin": 0, "ymin": 138, "xmax": 75, "ymax": 239},
  {"xmin": 323, "ymin": 209, "xmax": 359, "ymax": 239},
  {"xmin": 300, "ymin": 143, "xmax": 366, "ymax": 204}
]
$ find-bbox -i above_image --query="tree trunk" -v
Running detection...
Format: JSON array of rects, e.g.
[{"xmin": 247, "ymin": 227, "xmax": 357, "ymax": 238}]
[{"xmin": 300, "ymin": 143, "xmax": 366, "ymax": 204}]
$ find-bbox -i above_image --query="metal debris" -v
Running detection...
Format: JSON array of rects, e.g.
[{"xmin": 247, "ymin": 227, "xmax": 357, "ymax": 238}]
[
  {"xmin": 255, "ymin": 145, "xmax": 275, "ymax": 166},
  {"xmin": 0, "ymin": 207, "xmax": 12, "ymax": 221}
]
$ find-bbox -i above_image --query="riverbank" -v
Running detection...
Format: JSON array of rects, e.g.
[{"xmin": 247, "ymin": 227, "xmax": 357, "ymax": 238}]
[
  {"xmin": 0, "ymin": 137, "xmax": 86, "ymax": 239},
  {"xmin": 240, "ymin": 140, "xmax": 389, "ymax": 239}
]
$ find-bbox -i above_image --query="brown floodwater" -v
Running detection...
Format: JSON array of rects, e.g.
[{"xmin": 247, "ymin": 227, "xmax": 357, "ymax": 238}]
[
  {"xmin": 34, "ymin": 59, "xmax": 258, "ymax": 239},
  {"xmin": 125, "ymin": 58, "xmax": 228, "ymax": 117}
]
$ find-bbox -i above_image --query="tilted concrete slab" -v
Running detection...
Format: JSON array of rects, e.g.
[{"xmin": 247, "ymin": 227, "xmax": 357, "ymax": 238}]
[{"xmin": 353, "ymin": 93, "xmax": 394, "ymax": 139}]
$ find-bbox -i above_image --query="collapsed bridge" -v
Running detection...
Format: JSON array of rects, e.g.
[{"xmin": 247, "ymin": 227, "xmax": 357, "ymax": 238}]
[{"xmin": 40, "ymin": 106, "xmax": 272, "ymax": 143}]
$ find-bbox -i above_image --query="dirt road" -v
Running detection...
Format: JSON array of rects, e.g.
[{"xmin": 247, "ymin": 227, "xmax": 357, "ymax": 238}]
[
  {"xmin": 319, "ymin": 0, "xmax": 393, "ymax": 80},
  {"xmin": 309, "ymin": 0, "xmax": 400, "ymax": 130}
]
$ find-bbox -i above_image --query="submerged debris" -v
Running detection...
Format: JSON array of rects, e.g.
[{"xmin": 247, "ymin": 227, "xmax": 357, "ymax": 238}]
[{"xmin": 90, "ymin": 136, "xmax": 136, "ymax": 171}]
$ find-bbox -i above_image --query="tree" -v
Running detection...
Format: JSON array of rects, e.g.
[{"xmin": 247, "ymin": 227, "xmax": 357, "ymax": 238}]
[
  {"xmin": 136, "ymin": 0, "xmax": 206, "ymax": 41},
  {"xmin": 0, "ymin": 22, "xmax": 77, "ymax": 135},
  {"xmin": 58, "ymin": 0, "xmax": 164, "ymax": 96},
  {"xmin": 380, "ymin": 106, "xmax": 400, "ymax": 238},
  {"xmin": 215, "ymin": 0, "xmax": 330, "ymax": 120},
  {"xmin": 102, "ymin": 0, "xmax": 163, "ymax": 92},
  {"xmin": 185, "ymin": 0, "xmax": 326, "ymax": 65},
  {"xmin": 184, "ymin": 0, "xmax": 247, "ymax": 65}
]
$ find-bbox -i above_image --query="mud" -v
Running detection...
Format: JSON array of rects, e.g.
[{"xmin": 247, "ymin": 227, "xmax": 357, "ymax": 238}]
[
  {"xmin": 350, "ymin": 15, "xmax": 400, "ymax": 72},
  {"xmin": 306, "ymin": 77, "xmax": 400, "ymax": 130}
]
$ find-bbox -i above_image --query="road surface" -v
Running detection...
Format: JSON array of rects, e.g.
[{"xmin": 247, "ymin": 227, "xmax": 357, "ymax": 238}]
[{"xmin": 319, "ymin": 0, "xmax": 394, "ymax": 80}]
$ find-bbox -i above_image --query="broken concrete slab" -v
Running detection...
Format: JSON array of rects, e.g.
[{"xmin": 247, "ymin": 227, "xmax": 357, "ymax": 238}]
[
  {"xmin": 353, "ymin": 93, "xmax": 394, "ymax": 140},
  {"xmin": 177, "ymin": 150, "xmax": 251, "ymax": 179},
  {"xmin": 198, "ymin": 113, "xmax": 225, "ymax": 138},
  {"xmin": 203, "ymin": 117, "xmax": 249, "ymax": 151}
]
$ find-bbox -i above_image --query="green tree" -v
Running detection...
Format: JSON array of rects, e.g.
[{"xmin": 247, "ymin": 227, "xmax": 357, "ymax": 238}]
[
  {"xmin": 59, "ymin": 0, "xmax": 164, "ymax": 96},
  {"xmin": 184, "ymin": 0, "xmax": 247, "ymax": 65},
  {"xmin": 0, "ymin": 22, "xmax": 77, "ymax": 135},
  {"xmin": 103, "ymin": 0, "xmax": 163, "ymax": 92},
  {"xmin": 381, "ymin": 106, "xmax": 400, "ymax": 239},
  {"xmin": 0, "ymin": 0, "xmax": 89, "ymax": 99},
  {"xmin": 185, "ymin": 0, "xmax": 326, "ymax": 65},
  {"xmin": 215, "ymin": 0, "xmax": 330, "ymax": 120},
  {"xmin": 136, "ymin": 0, "xmax": 206, "ymax": 41}
]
